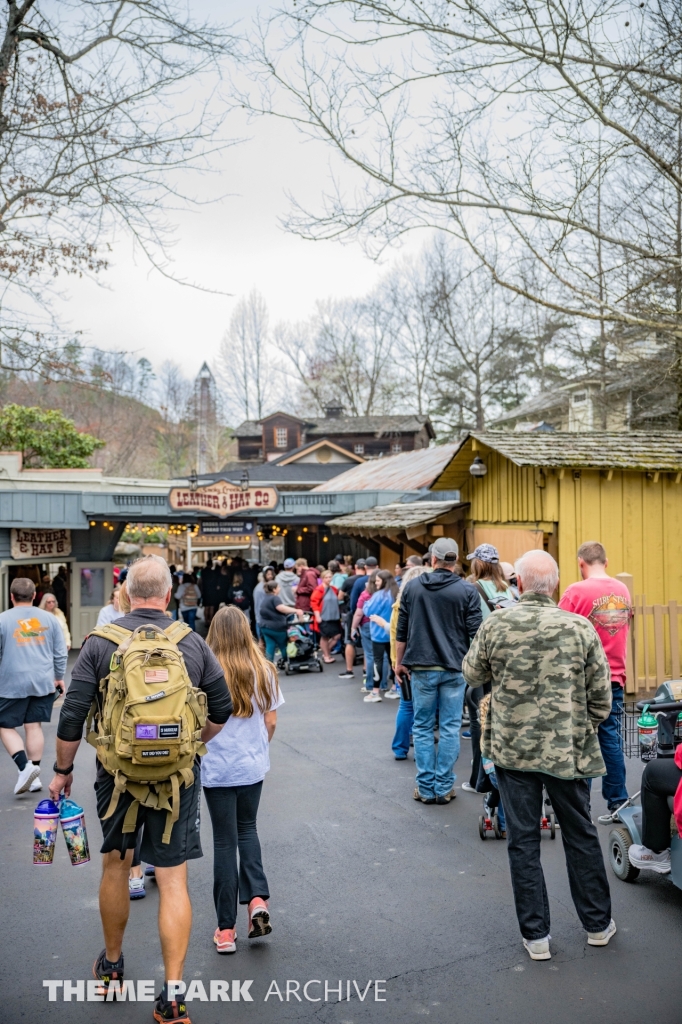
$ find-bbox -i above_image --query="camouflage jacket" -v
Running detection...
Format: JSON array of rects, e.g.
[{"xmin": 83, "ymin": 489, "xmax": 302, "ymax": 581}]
[{"xmin": 462, "ymin": 592, "xmax": 612, "ymax": 779}]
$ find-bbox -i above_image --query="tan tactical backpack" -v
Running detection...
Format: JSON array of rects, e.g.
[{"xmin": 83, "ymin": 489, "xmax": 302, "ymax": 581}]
[{"xmin": 86, "ymin": 620, "xmax": 208, "ymax": 844}]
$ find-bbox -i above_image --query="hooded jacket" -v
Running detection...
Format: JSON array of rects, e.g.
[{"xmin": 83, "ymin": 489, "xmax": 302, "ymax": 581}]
[
  {"xmin": 275, "ymin": 570, "xmax": 298, "ymax": 607},
  {"xmin": 396, "ymin": 568, "xmax": 482, "ymax": 671},
  {"xmin": 295, "ymin": 568, "xmax": 319, "ymax": 612}
]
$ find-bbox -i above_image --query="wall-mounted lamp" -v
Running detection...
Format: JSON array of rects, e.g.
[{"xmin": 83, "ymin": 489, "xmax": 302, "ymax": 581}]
[
  {"xmin": 188, "ymin": 468, "xmax": 198, "ymax": 492},
  {"xmin": 240, "ymin": 468, "xmax": 250, "ymax": 492},
  {"xmin": 469, "ymin": 456, "xmax": 488, "ymax": 478}
]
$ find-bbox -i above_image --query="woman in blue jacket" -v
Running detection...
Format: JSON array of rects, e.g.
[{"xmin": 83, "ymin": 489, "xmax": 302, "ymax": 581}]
[{"xmin": 364, "ymin": 570, "xmax": 399, "ymax": 704}]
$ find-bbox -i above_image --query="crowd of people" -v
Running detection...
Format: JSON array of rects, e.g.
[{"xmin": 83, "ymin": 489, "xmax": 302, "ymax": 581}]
[{"xmin": 0, "ymin": 536, "xmax": 681, "ymax": 1020}]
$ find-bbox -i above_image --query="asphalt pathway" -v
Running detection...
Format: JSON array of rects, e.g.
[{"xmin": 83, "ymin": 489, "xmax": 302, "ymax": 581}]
[{"xmin": 2, "ymin": 659, "xmax": 681, "ymax": 1024}]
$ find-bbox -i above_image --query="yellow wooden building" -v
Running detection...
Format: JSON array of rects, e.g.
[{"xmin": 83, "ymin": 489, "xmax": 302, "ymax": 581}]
[{"xmin": 432, "ymin": 431, "xmax": 682, "ymax": 604}]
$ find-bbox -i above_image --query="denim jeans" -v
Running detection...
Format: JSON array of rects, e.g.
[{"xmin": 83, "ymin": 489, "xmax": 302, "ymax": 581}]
[
  {"xmin": 261, "ymin": 627, "xmax": 288, "ymax": 663},
  {"xmin": 392, "ymin": 697, "xmax": 414, "ymax": 758},
  {"xmin": 597, "ymin": 686, "xmax": 629, "ymax": 810},
  {"xmin": 203, "ymin": 782, "xmax": 269, "ymax": 930},
  {"xmin": 359, "ymin": 622, "xmax": 388, "ymax": 690},
  {"xmin": 181, "ymin": 608, "xmax": 197, "ymax": 631},
  {"xmin": 495, "ymin": 766, "xmax": 612, "ymax": 940},
  {"xmin": 411, "ymin": 669, "xmax": 466, "ymax": 798}
]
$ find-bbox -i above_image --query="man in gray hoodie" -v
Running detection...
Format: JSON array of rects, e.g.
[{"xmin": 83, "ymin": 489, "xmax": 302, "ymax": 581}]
[
  {"xmin": 276, "ymin": 558, "xmax": 299, "ymax": 607},
  {"xmin": 0, "ymin": 576, "xmax": 67, "ymax": 795}
]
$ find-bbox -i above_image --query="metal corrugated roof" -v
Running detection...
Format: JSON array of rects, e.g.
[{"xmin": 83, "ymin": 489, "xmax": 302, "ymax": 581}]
[
  {"xmin": 313, "ymin": 443, "xmax": 460, "ymax": 492},
  {"xmin": 433, "ymin": 432, "xmax": 682, "ymax": 485},
  {"xmin": 327, "ymin": 500, "xmax": 464, "ymax": 535}
]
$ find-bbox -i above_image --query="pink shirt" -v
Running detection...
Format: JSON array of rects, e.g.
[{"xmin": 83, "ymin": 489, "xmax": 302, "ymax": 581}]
[
  {"xmin": 558, "ymin": 576, "xmax": 632, "ymax": 685},
  {"xmin": 357, "ymin": 588, "xmax": 371, "ymax": 625}
]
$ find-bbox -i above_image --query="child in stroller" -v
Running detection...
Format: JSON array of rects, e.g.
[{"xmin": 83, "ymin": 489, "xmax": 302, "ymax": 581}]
[
  {"xmin": 279, "ymin": 615, "xmax": 323, "ymax": 674},
  {"xmin": 479, "ymin": 757, "xmax": 507, "ymax": 839},
  {"xmin": 476, "ymin": 694, "xmax": 557, "ymax": 840}
]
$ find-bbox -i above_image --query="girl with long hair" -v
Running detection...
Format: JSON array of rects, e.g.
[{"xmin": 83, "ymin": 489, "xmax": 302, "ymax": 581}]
[
  {"xmin": 202, "ymin": 606, "xmax": 284, "ymax": 954},
  {"xmin": 388, "ymin": 565, "xmax": 431, "ymax": 757},
  {"xmin": 363, "ymin": 569, "xmax": 399, "ymax": 703},
  {"xmin": 462, "ymin": 544, "xmax": 518, "ymax": 793}
]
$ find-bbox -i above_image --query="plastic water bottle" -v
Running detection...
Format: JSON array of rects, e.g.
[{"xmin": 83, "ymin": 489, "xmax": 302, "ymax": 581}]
[
  {"xmin": 637, "ymin": 705, "xmax": 659, "ymax": 762},
  {"xmin": 33, "ymin": 799, "xmax": 60, "ymax": 865},
  {"xmin": 59, "ymin": 798, "xmax": 90, "ymax": 866}
]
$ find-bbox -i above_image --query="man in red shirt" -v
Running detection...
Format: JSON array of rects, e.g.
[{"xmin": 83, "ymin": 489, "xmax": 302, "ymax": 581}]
[{"xmin": 558, "ymin": 541, "xmax": 632, "ymax": 824}]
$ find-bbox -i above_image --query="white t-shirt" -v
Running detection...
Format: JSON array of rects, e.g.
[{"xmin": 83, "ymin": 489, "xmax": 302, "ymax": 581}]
[
  {"xmin": 96, "ymin": 604, "xmax": 123, "ymax": 627},
  {"xmin": 201, "ymin": 677, "xmax": 285, "ymax": 788}
]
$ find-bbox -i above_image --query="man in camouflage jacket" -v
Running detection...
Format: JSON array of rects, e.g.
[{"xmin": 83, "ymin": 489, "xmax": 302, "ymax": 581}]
[
  {"xmin": 464, "ymin": 592, "xmax": 612, "ymax": 780},
  {"xmin": 462, "ymin": 550, "xmax": 615, "ymax": 961}
]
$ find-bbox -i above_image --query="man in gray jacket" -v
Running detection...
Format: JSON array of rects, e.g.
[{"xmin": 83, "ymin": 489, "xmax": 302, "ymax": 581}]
[{"xmin": 0, "ymin": 576, "xmax": 67, "ymax": 795}]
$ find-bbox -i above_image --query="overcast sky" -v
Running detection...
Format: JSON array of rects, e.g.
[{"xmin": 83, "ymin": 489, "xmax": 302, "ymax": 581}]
[{"xmin": 48, "ymin": 0, "xmax": 419, "ymax": 381}]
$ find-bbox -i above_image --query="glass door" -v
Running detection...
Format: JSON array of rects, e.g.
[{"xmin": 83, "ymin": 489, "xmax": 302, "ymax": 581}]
[{"xmin": 71, "ymin": 561, "xmax": 114, "ymax": 647}]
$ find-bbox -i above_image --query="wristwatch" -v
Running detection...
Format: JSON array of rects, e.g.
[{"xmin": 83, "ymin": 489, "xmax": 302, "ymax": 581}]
[{"xmin": 53, "ymin": 761, "xmax": 74, "ymax": 776}]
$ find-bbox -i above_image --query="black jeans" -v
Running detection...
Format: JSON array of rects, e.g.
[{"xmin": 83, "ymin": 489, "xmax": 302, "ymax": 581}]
[
  {"xmin": 495, "ymin": 766, "xmax": 612, "ymax": 940},
  {"xmin": 641, "ymin": 758, "xmax": 682, "ymax": 853},
  {"xmin": 203, "ymin": 782, "xmax": 269, "ymax": 930},
  {"xmin": 372, "ymin": 640, "xmax": 394, "ymax": 688}
]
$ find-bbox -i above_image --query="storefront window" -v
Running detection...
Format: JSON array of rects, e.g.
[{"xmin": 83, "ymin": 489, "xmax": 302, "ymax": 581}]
[{"xmin": 80, "ymin": 567, "xmax": 105, "ymax": 607}]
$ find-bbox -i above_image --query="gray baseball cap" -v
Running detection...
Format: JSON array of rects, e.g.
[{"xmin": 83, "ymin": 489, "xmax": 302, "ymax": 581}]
[
  {"xmin": 467, "ymin": 543, "xmax": 500, "ymax": 564},
  {"xmin": 365, "ymin": 556, "xmax": 378, "ymax": 567},
  {"xmin": 431, "ymin": 537, "xmax": 459, "ymax": 561}
]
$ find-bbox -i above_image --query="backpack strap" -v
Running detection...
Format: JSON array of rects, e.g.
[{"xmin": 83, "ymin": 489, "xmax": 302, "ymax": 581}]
[
  {"xmin": 164, "ymin": 620, "xmax": 193, "ymax": 645},
  {"xmin": 90, "ymin": 624, "xmax": 133, "ymax": 646},
  {"xmin": 473, "ymin": 581, "xmax": 498, "ymax": 613}
]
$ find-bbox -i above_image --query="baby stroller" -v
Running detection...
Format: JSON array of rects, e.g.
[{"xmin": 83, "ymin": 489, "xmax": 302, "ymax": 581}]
[
  {"xmin": 278, "ymin": 616, "xmax": 323, "ymax": 675},
  {"xmin": 479, "ymin": 784, "xmax": 557, "ymax": 840},
  {"xmin": 479, "ymin": 787, "xmax": 506, "ymax": 840}
]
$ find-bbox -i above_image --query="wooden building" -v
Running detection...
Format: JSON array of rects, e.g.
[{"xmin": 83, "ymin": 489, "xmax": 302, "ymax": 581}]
[
  {"xmin": 431, "ymin": 431, "xmax": 682, "ymax": 604},
  {"xmin": 233, "ymin": 408, "xmax": 435, "ymax": 463}
]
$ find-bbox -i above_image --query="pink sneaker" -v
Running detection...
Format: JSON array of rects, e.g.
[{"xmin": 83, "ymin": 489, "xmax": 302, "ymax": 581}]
[
  {"xmin": 248, "ymin": 898, "xmax": 272, "ymax": 938},
  {"xmin": 213, "ymin": 927, "xmax": 237, "ymax": 954}
]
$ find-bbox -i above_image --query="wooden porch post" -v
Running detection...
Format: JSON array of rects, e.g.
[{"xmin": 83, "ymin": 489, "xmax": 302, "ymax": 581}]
[{"xmin": 616, "ymin": 572, "xmax": 635, "ymax": 693}]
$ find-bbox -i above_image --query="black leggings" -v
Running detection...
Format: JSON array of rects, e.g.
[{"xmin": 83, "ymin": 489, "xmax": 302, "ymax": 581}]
[
  {"xmin": 466, "ymin": 682, "xmax": 491, "ymax": 788},
  {"xmin": 203, "ymin": 782, "xmax": 269, "ymax": 930},
  {"xmin": 641, "ymin": 758, "xmax": 682, "ymax": 853},
  {"xmin": 372, "ymin": 640, "xmax": 394, "ymax": 688}
]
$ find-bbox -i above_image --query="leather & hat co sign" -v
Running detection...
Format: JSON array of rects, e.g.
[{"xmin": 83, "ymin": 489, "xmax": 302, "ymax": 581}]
[
  {"xmin": 11, "ymin": 529, "xmax": 72, "ymax": 559},
  {"xmin": 168, "ymin": 480, "xmax": 278, "ymax": 518}
]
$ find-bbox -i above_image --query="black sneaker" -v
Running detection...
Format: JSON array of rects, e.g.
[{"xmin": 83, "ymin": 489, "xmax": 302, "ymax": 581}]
[
  {"xmin": 92, "ymin": 949, "xmax": 124, "ymax": 998},
  {"xmin": 153, "ymin": 992, "xmax": 192, "ymax": 1023}
]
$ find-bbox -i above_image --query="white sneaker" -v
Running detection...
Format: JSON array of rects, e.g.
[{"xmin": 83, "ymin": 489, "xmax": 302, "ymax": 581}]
[
  {"xmin": 587, "ymin": 919, "xmax": 617, "ymax": 946},
  {"xmin": 14, "ymin": 762, "xmax": 40, "ymax": 795},
  {"xmin": 29, "ymin": 777, "xmax": 43, "ymax": 792},
  {"xmin": 128, "ymin": 876, "xmax": 146, "ymax": 900},
  {"xmin": 461, "ymin": 782, "xmax": 477, "ymax": 793},
  {"xmin": 384, "ymin": 689, "xmax": 400, "ymax": 699},
  {"xmin": 628, "ymin": 844, "xmax": 671, "ymax": 873},
  {"xmin": 523, "ymin": 936, "xmax": 551, "ymax": 960},
  {"xmin": 363, "ymin": 693, "xmax": 382, "ymax": 703}
]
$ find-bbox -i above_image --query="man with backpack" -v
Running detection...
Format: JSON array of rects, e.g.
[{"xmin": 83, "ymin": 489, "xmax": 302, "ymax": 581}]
[{"xmin": 49, "ymin": 555, "xmax": 232, "ymax": 1024}]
